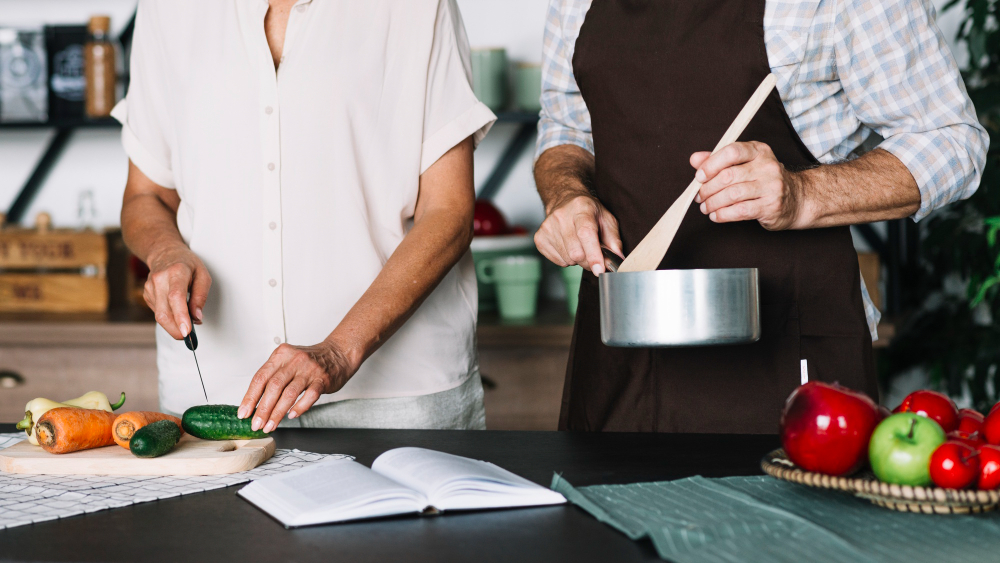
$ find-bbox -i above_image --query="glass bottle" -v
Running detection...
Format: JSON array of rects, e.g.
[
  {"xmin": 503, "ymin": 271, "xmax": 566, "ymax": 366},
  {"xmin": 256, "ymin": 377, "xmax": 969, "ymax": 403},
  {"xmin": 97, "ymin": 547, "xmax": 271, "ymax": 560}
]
[{"xmin": 84, "ymin": 15, "xmax": 115, "ymax": 118}]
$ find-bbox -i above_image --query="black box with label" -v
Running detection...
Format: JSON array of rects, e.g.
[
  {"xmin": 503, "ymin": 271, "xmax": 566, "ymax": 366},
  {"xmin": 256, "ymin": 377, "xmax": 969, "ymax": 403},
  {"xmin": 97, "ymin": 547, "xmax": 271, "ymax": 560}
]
[{"xmin": 45, "ymin": 25, "xmax": 88, "ymax": 122}]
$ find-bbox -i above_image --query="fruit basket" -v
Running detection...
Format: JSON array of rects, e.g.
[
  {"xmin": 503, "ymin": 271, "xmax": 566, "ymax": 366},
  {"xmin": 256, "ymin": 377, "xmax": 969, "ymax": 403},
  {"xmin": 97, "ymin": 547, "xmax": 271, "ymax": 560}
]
[{"xmin": 762, "ymin": 448, "xmax": 1000, "ymax": 514}]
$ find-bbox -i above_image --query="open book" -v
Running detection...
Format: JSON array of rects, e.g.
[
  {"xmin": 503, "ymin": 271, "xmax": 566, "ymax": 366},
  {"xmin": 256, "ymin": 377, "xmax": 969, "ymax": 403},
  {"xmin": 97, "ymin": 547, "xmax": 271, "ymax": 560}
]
[{"xmin": 238, "ymin": 447, "xmax": 566, "ymax": 527}]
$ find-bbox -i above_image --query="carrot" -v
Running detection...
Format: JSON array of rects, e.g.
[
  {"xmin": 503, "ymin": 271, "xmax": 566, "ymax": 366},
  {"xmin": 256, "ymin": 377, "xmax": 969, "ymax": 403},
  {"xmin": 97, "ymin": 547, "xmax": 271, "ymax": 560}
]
[
  {"xmin": 35, "ymin": 407, "xmax": 116, "ymax": 454},
  {"xmin": 112, "ymin": 411, "xmax": 183, "ymax": 449}
]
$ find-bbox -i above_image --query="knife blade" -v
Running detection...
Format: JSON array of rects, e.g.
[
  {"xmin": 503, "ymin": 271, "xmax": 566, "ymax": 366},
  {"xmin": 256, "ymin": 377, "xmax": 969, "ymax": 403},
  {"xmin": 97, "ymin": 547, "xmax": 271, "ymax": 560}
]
[{"xmin": 183, "ymin": 326, "xmax": 210, "ymax": 404}]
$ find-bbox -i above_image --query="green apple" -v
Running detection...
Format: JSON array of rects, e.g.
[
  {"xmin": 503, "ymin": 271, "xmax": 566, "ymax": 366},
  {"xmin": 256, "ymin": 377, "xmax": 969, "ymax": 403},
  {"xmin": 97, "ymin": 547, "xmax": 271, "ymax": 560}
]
[{"xmin": 869, "ymin": 412, "xmax": 946, "ymax": 486}]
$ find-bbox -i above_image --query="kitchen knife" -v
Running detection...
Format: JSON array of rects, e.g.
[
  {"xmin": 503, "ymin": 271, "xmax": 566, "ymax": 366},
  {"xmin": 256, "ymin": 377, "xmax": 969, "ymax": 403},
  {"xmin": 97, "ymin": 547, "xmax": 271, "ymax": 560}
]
[{"xmin": 183, "ymin": 326, "xmax": 210, "ymax": 404}]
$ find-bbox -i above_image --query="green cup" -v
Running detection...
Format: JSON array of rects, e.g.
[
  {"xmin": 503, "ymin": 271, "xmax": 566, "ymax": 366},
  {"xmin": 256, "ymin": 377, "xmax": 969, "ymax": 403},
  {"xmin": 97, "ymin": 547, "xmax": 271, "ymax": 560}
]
[
  {"xmin": 471, "ymin": 47, "xmax": 508, "ymax": 112},
  {"xmin": 560, "ymin": 265, "xmax": 584, "ymax": 316},
  {"xmin": 476, "ymin": 256, "xmax": 541, "ymax": 320},
  {"xmin": 513, "ymin": 63, "xmax": 542, "ymax": 113}
]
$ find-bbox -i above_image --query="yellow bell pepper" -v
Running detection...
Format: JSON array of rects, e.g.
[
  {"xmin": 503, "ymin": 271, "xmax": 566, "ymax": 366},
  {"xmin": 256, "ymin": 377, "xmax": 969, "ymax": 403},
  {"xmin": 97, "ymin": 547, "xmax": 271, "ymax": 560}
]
[{"xmin": 15, "ymin": 391, "xmax": 126, "ymax": 445}]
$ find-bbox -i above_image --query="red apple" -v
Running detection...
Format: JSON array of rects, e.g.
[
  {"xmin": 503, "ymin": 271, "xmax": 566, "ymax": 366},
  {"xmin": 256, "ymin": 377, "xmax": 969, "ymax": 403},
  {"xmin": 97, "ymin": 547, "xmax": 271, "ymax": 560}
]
[
  {"xmin": 947, "ymin": 430, "xmax": 986, "ymax": 450},
  {"xmin": 780, "ymin": 382, "xmax": 881, "ymax": 476},
  {"xmin": 896, "ymin": 390, "xmax": 959, "ymax": 433},
  {"xmin": 958, "ymin": 408, "xmax": 985, "ymax": 434},
  {"xmin": 979, "ymin": 445, "xmax": 1000, "ymax": 490},
  {"xmin": 930, "ymin": 441, "xmax": 980, "ymax": 489},
  {"xmin": 473, "ymin": 200, "xmax": 509, "ymax": 237},
  {"xmin": 981, "ymin": 405, "xmax": 1000, "ymax": 445}
]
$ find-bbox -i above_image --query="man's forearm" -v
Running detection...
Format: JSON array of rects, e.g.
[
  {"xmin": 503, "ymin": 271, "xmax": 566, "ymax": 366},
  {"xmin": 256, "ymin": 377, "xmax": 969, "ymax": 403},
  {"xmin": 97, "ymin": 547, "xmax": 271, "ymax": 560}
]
[
  {"xmin": 323, "ymin": 207, "xmax": 472, "ymax": 370},
  {"xmin": 795, "ymin": 148, "xmax": 921, "ymax": 229},
  {"xmin": 535, "ymin": 145, "xmax": 597, "ymax": 214}
]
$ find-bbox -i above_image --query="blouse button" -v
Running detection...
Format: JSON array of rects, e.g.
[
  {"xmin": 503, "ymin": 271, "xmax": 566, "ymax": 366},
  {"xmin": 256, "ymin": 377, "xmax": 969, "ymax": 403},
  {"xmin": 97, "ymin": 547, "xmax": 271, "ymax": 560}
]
[
  {"xmin": 273, "ymin": 337, "xmax": 281, "ymax": 345},
  {"xmin": 269, "ymin": 279, "xmax": 277, "ymax": 287},
  {"xmin": 264, "ymin": 106, "xmax": 273, "ymax": 115},
  {"xmin": 267, "ymin": 163, "xmax": 275, "ymax": 171},
  {"xmin": 269, "ymin": 222, "xmax": 277, "ymax": 230},
  {"xmin": 296, "ymin": 4, "xmax": 307, "ymax": 12}
]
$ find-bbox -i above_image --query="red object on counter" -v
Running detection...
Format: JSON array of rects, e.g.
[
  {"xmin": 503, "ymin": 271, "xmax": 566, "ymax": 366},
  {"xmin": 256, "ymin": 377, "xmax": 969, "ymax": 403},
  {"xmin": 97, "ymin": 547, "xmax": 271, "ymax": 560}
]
[
  {"xmin": 978, "ymin": 445, "xmax": 1000, "ymax": 490},
  {"xmin": 780, "ymin": 381, "xmax": 881, "ymax": 477},
  {"xmin": 473, "ymin": 200, "xmax": 510, "ymax": 237},
  {"xmin": 981, "ymin": 404, "xmax": 1000, "ymax": 445},
  {"xmin": 946, "ymin": 430, "xmax": 985, "ymax": 450},
  {"xmin": 957, "ymin": 408, "xmax": 985, "ymax": 435},
  {"xmin": 895, "ymin": 390, "xmax": 959, "ymax": 433},
  {"xmin": 930, "ymin": 441, "xmax": 980, "ymax": 489}
]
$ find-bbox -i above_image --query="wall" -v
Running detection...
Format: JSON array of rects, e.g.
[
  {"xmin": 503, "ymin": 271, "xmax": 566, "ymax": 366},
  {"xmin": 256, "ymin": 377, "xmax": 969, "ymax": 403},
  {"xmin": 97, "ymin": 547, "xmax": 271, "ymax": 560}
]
[{"xmin": 0, "ymin": 0, "xmax": 970, "ymax": 235}]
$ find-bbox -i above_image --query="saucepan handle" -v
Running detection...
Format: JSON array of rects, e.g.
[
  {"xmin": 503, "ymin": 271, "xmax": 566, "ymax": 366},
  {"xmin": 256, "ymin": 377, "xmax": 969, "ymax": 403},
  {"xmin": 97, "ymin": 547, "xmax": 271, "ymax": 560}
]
[{"xmin": 602, "ymin": 248, "xmax": 623, "ymax": 273}]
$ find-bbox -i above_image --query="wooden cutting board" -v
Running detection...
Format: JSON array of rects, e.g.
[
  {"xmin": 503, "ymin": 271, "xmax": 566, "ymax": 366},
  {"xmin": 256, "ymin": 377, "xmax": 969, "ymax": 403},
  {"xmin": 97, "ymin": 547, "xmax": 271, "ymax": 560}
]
[{"xmin": 0, "ymin": 434, "xmax": 275, "ymax": 476}]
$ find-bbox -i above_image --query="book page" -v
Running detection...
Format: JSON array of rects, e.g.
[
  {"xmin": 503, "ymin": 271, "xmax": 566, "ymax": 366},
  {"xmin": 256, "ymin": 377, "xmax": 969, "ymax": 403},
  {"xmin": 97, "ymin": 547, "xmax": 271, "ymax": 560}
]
[
  {"xmin": 371, "ymin": 447, "xmax": 566, "ymax": 511},
  {"xmin": 238, "ymin": 457, "xmax": 427, "ymax": 527}
]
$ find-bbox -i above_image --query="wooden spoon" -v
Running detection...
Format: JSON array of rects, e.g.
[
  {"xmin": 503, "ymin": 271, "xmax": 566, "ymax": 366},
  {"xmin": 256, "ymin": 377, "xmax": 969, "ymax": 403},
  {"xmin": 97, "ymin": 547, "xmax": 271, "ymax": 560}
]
[{"xmin": 617, "ymin": 74, "xmax": 777, "ymax": 273}]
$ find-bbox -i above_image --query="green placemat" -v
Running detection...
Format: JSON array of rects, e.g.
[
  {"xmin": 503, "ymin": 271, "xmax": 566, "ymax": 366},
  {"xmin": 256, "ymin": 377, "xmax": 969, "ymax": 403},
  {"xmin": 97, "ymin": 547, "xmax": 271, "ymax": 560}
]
[{"xmin": 551, "ymin": 474, "xmax": 1000, "ymax": 563}]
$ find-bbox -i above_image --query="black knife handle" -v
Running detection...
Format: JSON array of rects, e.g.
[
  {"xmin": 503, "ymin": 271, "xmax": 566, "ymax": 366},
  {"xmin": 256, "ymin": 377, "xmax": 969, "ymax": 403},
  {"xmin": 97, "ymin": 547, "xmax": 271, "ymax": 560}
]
[{"xmin": 184, "ymin": 326, "xmax": 198, "ymax": 351}]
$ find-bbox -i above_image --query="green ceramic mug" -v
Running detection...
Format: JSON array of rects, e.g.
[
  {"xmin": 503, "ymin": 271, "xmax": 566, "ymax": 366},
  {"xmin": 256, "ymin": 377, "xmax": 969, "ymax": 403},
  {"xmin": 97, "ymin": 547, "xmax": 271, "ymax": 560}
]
[
  {"xmin": 471, "ymin": 47, "xmax": 508, "ymax": 112},
  {"xmin": 513, "ymin": 63, "xmax": 542, "ymax": 113},
  {"xmin": 560, "ymin": 265, "xmax": 584, "ymax": 316},
  {"xmin": 476, "ymin": 255, "xmax": 542, "ymax": 320}
]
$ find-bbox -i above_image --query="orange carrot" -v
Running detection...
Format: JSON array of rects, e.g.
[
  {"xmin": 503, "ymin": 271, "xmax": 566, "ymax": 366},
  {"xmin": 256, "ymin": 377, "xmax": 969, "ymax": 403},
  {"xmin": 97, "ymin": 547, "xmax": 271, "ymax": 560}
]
[
  {"xmin": 35, "ymin": 407, "xmax": 116, "ymax": 454},
  {"xmin": 112, "ymin": 411, "xmax": 183, "ymax": 449}
]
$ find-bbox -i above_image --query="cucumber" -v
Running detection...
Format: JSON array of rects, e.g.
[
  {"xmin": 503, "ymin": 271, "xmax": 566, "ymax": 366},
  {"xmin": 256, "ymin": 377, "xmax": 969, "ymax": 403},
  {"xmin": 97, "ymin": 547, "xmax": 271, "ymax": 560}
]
[
  {"xmin": 182, "ymin": 405, "xmax": 269, "ymax": 440},
  {"xmin": 129, "ymin": 420, "xmax": 182, "ymax": 458}
]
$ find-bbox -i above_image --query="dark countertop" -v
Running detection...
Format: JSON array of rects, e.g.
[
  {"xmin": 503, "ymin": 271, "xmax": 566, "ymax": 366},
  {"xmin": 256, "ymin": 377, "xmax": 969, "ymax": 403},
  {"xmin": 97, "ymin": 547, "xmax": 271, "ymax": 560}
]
[{"xmin": 0, "ymin": 424, "xmax": 779, "ymax": 563}]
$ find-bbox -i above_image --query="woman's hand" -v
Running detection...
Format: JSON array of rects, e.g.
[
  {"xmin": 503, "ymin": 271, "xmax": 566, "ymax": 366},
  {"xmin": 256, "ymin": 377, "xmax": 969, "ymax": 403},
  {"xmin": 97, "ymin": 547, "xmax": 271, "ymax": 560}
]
[
  {"xmin": 236, "ymin": 137, "xmax": 478, "ymax": 432},
  {"xmin": 144, "ymin": 243, "xmax": 212, "ymax": 339},
  {"xmin": 121, "ymin": 160, "xmax": 209, "ymax": 340},
  {"xmin": 238, "ymin": 342, "xmax": 359, "ymax": 432}
]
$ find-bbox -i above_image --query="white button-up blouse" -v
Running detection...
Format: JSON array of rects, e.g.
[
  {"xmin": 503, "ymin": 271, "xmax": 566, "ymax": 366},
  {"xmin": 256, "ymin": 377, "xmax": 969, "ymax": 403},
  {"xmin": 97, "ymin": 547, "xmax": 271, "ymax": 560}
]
[{"xmin": 113, "ymin": 0, "xmax": 496, "ymax": 414}]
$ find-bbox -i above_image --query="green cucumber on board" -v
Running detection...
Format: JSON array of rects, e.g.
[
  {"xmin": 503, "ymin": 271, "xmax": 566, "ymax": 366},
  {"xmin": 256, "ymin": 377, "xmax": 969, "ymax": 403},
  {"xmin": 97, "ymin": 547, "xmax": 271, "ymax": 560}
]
[
  {"xmin": 129, "ymin": 420, "xmax": 182, "ymax": 458},
  {"xmin": 182, "ymin": 405, "xmax": 269, "ymax": 440}
]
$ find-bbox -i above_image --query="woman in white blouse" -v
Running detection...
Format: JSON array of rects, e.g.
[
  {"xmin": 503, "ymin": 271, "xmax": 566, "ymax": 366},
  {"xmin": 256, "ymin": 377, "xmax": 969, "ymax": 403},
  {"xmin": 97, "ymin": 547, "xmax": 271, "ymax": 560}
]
[{"xmin": 116, "ymin": 0, "xmax": 496, "ymax": 431}]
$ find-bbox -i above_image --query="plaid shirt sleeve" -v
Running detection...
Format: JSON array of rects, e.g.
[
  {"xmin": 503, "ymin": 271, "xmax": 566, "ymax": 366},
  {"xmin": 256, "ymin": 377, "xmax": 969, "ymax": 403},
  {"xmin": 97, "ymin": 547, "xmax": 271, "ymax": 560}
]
[
  {"xmin": 834, "ymin": 0, "xmax": 990, "ymax": 222},
  {"xmin": 535, "ymin": 0, "xmax": 594, "ymax": 161}
]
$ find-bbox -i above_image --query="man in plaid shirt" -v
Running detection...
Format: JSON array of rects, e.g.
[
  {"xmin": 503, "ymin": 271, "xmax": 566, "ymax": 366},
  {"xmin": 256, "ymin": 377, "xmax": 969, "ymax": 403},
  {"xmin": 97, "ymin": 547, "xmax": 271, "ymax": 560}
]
[{"xmin": 533, "ymin": 0, "xmax": 988, "ymax": 432}]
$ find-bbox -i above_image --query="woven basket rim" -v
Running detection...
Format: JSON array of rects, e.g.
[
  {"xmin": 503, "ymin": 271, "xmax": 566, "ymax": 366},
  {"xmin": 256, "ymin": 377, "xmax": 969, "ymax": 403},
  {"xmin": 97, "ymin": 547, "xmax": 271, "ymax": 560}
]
[{"xmin": 761, "ymin": 448, "xmax": 1000, "ymax": 514}]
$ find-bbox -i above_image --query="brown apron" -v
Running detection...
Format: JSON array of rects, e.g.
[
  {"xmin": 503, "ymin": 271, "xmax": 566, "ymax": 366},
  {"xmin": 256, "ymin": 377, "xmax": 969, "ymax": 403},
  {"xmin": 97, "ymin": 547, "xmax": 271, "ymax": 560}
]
[{"xmin": 561, "ymin": 0, "xmax": 878, "ymax": 433}]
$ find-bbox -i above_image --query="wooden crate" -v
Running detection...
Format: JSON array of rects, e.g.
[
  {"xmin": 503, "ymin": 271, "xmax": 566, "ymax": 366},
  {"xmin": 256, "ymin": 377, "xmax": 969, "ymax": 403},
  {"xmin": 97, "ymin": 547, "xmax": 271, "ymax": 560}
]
[
  {"xmin": 0, "ymin": 274, "xmax": 108, "ymax": 313},
  {"xmin": 0, "ymin": 230, "xmax": 107, "ymax": 269},
  {"xmin": 0, "ymin": 214, "xmax": 109, "ymax": 313}
]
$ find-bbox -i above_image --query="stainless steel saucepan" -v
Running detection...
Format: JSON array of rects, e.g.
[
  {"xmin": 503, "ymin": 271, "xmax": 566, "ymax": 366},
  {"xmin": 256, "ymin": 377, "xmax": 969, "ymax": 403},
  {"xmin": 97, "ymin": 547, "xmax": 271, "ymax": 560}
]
[{"xmin": 598, "ymin": 250, "xmax": 760, "ymax": 347}]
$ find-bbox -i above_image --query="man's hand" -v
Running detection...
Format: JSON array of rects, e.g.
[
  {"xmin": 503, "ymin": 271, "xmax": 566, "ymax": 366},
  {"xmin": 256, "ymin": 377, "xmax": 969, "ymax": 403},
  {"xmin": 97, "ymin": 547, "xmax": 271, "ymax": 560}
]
[
  {"xmin": 143, "ymin": 243, "xmax": 211, "ymax": 340},
  {"xmin": 534, "ymin": 144, "xmax": 622, "ymax": 274},
  {"xmin": 692, "ymin": 141, "xmax": 807, "ymax": 231},
  {"xmin": 535, "ymin": 193, "xmax": 623, "ymax": 275},
  {"xmin": 238, "ymin": 342, "xmax": 358, "ymax": 432}
]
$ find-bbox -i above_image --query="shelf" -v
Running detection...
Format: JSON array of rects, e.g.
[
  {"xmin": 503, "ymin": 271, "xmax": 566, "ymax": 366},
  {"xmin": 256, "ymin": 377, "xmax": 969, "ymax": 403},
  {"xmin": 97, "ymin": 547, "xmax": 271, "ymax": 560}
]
[
  {"xmin": 0, "ymin": 117, "xmax": 120, "ymax": 131},
  {"xmin": 494, "ymin": 111, "xmax": 540, "ymax": 124},
  {"xmin": 0, "ymin": 302, "xmax": 575, "ymax": 349},
  {"xmin": 0, "ymin": 300, "xmax": 897, "ymax": 351},
  {"xmin": 476, "ymin": 111, "xmax": 539, "ymax": 200}
]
